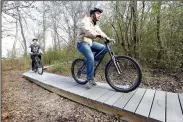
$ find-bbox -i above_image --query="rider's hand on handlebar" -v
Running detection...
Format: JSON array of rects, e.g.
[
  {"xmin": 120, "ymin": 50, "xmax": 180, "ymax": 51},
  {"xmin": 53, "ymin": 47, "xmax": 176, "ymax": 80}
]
[
  {"xmin": 104, "ymin": 38, "xmax": 116, "ymax": 44},
  {"xmin": 96, "ymin": 35, "xmax": 102, "ymax": 38},
  {"xmin": 95, "ymin": 35, "xmax": 116, "ymax": 44},
  {"xmin": 31, "ymin": 52, "xmax": 42, "ymax": 55},
  {"xmin": 96, "ymin": 35, "xmax": 107, "ymax": 42},
  {"xmin": 95, "ymin": 35, "xmax": 103, "ymax": 40}
]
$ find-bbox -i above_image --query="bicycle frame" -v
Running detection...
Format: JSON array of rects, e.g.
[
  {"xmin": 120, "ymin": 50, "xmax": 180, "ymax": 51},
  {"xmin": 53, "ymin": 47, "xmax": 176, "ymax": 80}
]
[
  {"xmin": 93, "ymin": 44, "xmax": 110, "ymax": 73},
  {"xmin": 33, "ymin": 54, "xmax": 41, "ymax": 69},
  {"xmin": 79, "ymin": 42, "xmax": 122, "ymax": 75}
]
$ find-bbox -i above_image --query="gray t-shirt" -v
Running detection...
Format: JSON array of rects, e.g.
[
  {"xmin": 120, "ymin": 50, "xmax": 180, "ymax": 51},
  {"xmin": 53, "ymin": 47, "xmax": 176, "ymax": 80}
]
[{"xmin": 29, "ymin": 44, "xmax": 40, "ymax": 53}]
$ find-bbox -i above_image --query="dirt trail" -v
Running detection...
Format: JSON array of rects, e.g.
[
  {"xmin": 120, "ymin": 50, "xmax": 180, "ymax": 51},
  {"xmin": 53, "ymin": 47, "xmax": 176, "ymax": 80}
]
[{"xmin": 2, "ymin": 70, "xmax": 125, "ymax": 122}]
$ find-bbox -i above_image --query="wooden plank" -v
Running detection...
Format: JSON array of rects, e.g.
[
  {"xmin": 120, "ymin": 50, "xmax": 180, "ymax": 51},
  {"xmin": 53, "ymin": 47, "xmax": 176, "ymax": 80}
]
[
  {"xmin": 23, "ymin": 71, "xmax": 76, "ymax": 85},
  {"xmin": 23, "ymin": 71, "xmax": 43, "ymax": 79},
  {"xmin": 88, "ymin": 88, "xmax": 109, "ymax": 100},
  {"xmin": 149, "ymin": 90, "xmax": 166, "ymax": 122},
  {"xmin": 54, "ymin": 75, "xmax": 75, "ymax": 82},
  {"xmin": 79, "ymin": 86, "xmax": 109, "ymax": 100},
  {"xmin": 113, "ymin": 89, "xmax": 137, "ymax": 109},
  {"xmin": 166, "ymin": 92, "xmax": 183, "ymax": 122},
  {"xmin": 96, "ymin": 82, "xmax": 114, "ymax": 91},
  {"xmin": 46, "ymin": 80, "xmax": 77, "ymax": 90},
  {"xmin": 23, "ymin": 73, "xmax": 50, "ymax": 84},
  {"xmin": 179, "ymin": 94, "xmax": 183, "ymax": 113},
  {"xmin": 66, "ymin": 84, "xmax": 89, "ymax": 95},
  {"xmin": 43, "ymin": 65, "xmax": 54, "ymax": 70},
  {"xmin": 24, "ymin": 71, "xmax": 183, "ymax": 122},
  {"xmin": 24, "ymin": 74, "xmax": 78, "ymax": 90},
  {"xmin": 23, "ymin": 72, "xmax": 60, "ymax": 82},
  {"xmin": 44, "ymin": 74, "xmax": 74, "ymax": 83},
  {"xmin": 24, "ymin": 72, "xmax": 74, "ymax": 83},
  {"xmin": 23, "ymin": 71, "xmax": 153, "ymax": 122},
  {"xmin": 25, "ymin": 75, "xmax": 147, "ymax": 122},
  {"xmin": 123, "ymin": 88, "xmax": 146, "ymax": 113},
  {"xmin": 104, "ymin": 92, "xmax": 124, "ymax": 106},
  {"xmin": 135, "ymin": 89, "xmax": 155, "ymax": 118},
  {"xmin": 96, "ymin": 91, "xmax": 116, "ymax": 103}
]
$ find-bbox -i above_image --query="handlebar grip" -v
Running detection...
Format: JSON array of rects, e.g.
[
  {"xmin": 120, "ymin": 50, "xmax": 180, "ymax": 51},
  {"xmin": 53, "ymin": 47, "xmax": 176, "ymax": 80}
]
[
  {"xmin": 96, "ymin": 35, "xmax": 102, "ymax": 38},
  {"xmin": 105, "ymin": 39, "xmax": 116, "ymax": 44},
  {"xmin": 104, "ymin": 39, "xmax": 110, "ymax": 44},
  {"xmin": 32, "ymin": 53, "xmax": 41, "ymax": 55}
]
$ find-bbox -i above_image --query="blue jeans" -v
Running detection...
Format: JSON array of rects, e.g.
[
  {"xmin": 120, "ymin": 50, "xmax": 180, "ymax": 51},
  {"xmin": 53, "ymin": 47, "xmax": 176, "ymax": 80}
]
[{"xmin": 77, "ymin": 42, "xmax": 105, "ymax": 80}]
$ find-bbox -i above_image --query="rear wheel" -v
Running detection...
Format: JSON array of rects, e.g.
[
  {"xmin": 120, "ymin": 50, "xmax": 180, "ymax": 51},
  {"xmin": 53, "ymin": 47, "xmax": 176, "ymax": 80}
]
[
  {"xmin": 71, "ymin": 59, "xmax": 88, "ymax": 84},
  {"xmin": 105, "ymin": 56, "xmax": 142, "ymax": 93}
]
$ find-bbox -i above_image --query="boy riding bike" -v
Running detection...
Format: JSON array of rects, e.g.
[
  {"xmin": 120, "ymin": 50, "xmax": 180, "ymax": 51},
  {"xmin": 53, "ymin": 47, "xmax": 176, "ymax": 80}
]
[
  {"xmin": 28, "ymin": 39, "xmax": 43, "ymax": 71},
  {"xmin": 76, "ymin": 7, "xmax": 111, "ymax": 88}
]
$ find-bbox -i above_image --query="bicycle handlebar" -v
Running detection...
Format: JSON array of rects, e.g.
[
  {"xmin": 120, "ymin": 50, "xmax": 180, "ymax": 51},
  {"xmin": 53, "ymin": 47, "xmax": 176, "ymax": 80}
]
[
  {"xmin": 96, "ymin": 35, "xmax": 102, "ymax": 38},
  {"xmin": 105, "ymin": 38, "xmax": 116, "ymax": 44},
  {"xmin": 31, "ymin": 53, "xmax": 42, "ymax": 55},
  {"xmin": 96, "ymin": 35, "xmax": 116, "ymax": 44}
]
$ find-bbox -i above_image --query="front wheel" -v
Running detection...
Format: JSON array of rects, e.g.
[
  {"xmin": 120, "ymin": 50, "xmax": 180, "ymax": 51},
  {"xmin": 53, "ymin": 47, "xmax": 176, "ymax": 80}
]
[
  {"xmin": 71, "ymin": 59, "xmax": 88, "ymax": 84},
  {"xmin": 36, "ymin": 58, "xmax": 43, "ymax": 75},
  {"xmin": 105, "ymin": 56, "xmax": 142, "ymax": 93}
]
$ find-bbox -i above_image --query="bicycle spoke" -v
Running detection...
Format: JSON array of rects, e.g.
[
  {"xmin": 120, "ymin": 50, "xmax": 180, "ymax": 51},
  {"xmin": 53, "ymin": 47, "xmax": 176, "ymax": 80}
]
[
  {"xmin": 106, "ymin": 56, "xmax": 142, "ymax": 92},
  {"xmin": 72, "ymin": 59, "xmax": 87, "ymax": 84}
]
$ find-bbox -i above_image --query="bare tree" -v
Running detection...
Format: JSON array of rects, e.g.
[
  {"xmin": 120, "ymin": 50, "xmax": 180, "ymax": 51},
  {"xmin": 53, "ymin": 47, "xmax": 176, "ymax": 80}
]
[
  {"xmin": 2, "ymin": 1, "xmax": 35, "ymax": 57},
  {"xmin": 16, "ymin": 5, "xmax": 27, "ymax": 57},
  {"xmin": 50, "ymin": 1, "xmax": 98, "ymax": 47},
  {"xmin": 11, "ymin": 19, "xmax": 18, "ymax": 58},
  {"xmin": 42, "ymin": 1, "xmax": 46, "ymax": 52}
]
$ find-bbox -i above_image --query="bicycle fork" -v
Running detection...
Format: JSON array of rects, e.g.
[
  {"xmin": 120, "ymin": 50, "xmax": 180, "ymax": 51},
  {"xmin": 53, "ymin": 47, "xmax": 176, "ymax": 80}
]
[
  {"xmin": 112, "ymin": 56, "xmax": 123, "ymax": 74},
  {"xmin": 108, "ymin": 50, "xmax": 122, "ymax": 74}
]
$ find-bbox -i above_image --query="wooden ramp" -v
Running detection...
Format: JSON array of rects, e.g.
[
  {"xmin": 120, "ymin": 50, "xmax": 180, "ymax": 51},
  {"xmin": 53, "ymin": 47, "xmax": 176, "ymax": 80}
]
[{"xmin": 23, "ymin": 71, "xmax": 183, "ymax": 122}]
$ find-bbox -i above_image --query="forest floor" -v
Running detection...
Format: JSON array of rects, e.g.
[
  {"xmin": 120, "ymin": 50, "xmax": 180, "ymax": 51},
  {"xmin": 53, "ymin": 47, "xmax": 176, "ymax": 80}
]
[{"xmin": 2, "ymin": 68, "xmax": 183, "ymax": 122}]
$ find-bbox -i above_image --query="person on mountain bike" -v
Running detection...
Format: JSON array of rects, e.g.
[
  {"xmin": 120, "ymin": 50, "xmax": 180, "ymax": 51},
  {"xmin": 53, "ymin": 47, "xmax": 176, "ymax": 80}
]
[
  {"xmin": 76, "ymin": 7, "xmax": 110, "ymax": 87},
  {"xmin": 28, "ymin": 39, "xmax": 43, "ymax": 71}
]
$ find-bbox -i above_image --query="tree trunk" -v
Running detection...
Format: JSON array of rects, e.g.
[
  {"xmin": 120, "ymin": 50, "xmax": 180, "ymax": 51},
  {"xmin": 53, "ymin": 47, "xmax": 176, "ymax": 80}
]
[
  {"xmin": 12, "ymin": 19, "xmax": 18, "ymax": 58},
  {"xmin": 131, "ymin": 1, "xmax": 138, "ymax": 58},
  {"xmin": 17, "ymin": 6, "xmax": 27, "ymax": 57},
  {"xmin": 156, "ymin": 1, "xmax": 163, "ymax": 61},
  {"xmin": 73, "ymin": 17, "xmax": 77, "ymax": 46},
  {"xmin": 138, "ymin": 1, "xmax": 145, "ymax": 58},
  {"xmin": 53, "ymin": 19, "xmax": 57, "ymax": 49},
  {"xmin": 124, "ymin": 3, "xmax": 132, "ymax": 55},
  {"xmin": 42, "ymin": 1, "xmax": 46, "ymax": 52}
]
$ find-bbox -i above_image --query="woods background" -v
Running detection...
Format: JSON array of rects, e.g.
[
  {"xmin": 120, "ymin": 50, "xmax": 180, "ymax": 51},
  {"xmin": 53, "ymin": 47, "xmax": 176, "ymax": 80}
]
[{"xmin": 2, "ymin": 1, "xmax": 183, "ymax": 74}]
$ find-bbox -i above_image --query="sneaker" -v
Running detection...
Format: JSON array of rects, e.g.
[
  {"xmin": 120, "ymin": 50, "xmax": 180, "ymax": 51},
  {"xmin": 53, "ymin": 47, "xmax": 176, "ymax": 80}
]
[
  {"xmin": 86, "ymin": 79, "xmax": 96, "ymax": 88},
  {"xmin": 88, "ymin": 79, "xmax": 97, "ymax": 85},
  {"xmin": 89, "ymin": 79, "xmax": 97, "ymax": 86},
  {"xmin": 86, "ymin": 81, "xmax": 94, "ymax": 89}
]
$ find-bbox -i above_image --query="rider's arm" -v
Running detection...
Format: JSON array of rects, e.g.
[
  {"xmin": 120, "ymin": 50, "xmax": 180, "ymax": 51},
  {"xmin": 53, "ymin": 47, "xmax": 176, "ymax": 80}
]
[
  {"xmin": 80, "ymin": 18, "xmax": 99, "ymax": 39},
  {"xmin": 28, "ymin": 45, "xmax": 32, "ymax": 54},
  {"xmin": 39, "ymin": 48, "xmax": 43, "ymax": 54}
]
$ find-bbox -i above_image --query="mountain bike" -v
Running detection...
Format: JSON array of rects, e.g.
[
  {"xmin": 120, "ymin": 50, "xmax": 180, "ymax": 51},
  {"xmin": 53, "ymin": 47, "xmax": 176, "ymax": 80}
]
[
  {"xmin": 32, "ymin": 53, "xmax": 43, "ymax": 75},
  {"xmin": 71, "ymin": 38, "xmax": 142, "ymax": 93}
]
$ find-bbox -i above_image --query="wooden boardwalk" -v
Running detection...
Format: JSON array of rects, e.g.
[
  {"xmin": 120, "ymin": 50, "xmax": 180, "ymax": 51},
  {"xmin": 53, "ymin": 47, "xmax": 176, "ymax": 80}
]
[{"xmin": 23, "ymin": 71, "xmax": 183, "ymax": 122}]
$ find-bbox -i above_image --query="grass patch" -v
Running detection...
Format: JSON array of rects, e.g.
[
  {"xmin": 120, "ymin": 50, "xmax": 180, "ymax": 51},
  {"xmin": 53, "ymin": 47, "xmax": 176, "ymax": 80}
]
[{"xmin": 2, "ymin": 58, "xmax": 31, "ymax": 71}]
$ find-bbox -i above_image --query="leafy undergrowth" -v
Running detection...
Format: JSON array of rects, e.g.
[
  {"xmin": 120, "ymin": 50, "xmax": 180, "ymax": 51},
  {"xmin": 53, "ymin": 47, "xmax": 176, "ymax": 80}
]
[{"xmin": 2, "ymin": 58, "xmax": 31, "ymax": 71}]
